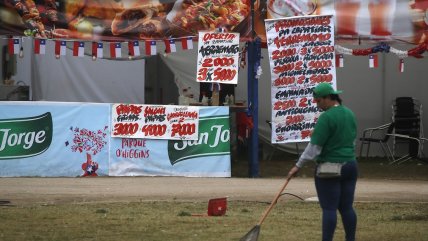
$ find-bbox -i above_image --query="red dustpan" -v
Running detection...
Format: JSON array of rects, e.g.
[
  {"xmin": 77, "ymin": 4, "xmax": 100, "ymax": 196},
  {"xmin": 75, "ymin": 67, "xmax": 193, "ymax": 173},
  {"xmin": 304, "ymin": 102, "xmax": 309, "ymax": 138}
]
[{"xmin": 207, "ymin": 197, "xmax": 227, "ymax": 216}]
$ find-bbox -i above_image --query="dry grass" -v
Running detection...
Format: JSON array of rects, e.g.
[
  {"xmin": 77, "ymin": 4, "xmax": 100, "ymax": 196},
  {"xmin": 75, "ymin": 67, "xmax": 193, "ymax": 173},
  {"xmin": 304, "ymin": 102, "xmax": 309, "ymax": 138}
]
[
  {"xmin": 1, "ymin": 146, "xmax": 427, "ymax": 240},
  {"xmin": 231, "ymin": 145, "xmax": 428, "ymax": 180},
  {"xmin": 1, "ymin": 201, "xmax": 427, "ymax": 241}
]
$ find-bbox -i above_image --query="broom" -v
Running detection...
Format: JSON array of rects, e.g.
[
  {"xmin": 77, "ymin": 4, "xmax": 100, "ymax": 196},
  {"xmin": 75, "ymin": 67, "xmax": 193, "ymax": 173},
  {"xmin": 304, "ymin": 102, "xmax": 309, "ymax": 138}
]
[{"xmin": 239, "ymin": 177, "xmax": 291, "ymax": 241}]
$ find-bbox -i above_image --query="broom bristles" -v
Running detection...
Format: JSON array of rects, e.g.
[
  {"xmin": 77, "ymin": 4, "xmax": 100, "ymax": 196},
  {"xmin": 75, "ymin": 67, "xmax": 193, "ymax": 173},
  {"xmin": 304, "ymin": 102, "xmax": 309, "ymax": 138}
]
[{"xmin": 239, "ymin": 225, "xmax": 260, "ymax": 241}]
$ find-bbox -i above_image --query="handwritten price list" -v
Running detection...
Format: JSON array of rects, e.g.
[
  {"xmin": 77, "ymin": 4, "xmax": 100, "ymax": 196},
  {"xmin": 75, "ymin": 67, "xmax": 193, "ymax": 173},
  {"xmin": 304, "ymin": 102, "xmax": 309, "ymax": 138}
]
[
  {"xmin": 111, "ymin": 104, "xmax": 199, "ymax": 140},
  {"xmin": 265, "ymin": 15, "xmax": 336, "ymax": 143},
  {"xmin": 196, "ymin": 32, "xmax": 240, "ymax": 84}
]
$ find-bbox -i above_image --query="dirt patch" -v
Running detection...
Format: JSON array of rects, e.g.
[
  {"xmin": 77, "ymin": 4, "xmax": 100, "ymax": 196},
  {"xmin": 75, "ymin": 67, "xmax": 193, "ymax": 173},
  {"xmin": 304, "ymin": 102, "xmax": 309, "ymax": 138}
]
[{"xmin": 0, "ymin": 177, "xmax": 427, "ymax": 206}]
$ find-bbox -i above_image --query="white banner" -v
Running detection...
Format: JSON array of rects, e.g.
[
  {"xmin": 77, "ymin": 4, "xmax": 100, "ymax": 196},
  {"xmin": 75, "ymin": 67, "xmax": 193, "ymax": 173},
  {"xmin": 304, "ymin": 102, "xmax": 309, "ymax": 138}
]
[
  {"xmin": 196, "ymin": 32, "xmax": 240, "ymax": 84},
  {"xmin": 111, "ymin": 104, "xmax": 199, "ymax": 140},
  {"xmin": 265, "ymin": 15, "xmax": 337, "ymax": 143}
]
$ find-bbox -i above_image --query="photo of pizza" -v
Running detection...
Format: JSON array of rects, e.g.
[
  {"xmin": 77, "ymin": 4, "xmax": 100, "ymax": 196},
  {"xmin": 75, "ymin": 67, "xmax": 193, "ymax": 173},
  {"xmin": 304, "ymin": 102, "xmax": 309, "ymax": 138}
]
[{"xmin": 0, "ymin": 0, "xmax": 252, "ymax": 40}]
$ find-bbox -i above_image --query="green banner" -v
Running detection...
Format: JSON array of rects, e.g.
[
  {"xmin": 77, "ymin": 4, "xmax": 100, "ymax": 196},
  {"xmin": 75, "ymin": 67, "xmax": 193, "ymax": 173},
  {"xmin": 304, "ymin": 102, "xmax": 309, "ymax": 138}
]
[
  {"xmin": 168, "ymin": 115, "xmax": 230, "ymax": 165},
  {"xmin": 0, "ymin": 112, "xmax": 53, "ymax": 159}
]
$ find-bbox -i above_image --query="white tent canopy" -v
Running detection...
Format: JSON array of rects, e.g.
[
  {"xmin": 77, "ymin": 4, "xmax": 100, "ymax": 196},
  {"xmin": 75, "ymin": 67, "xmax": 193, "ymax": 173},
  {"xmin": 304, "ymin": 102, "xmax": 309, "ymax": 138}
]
[{"xmin": 4, "ymin": 39, "xmax": 428, "ymax": 157}]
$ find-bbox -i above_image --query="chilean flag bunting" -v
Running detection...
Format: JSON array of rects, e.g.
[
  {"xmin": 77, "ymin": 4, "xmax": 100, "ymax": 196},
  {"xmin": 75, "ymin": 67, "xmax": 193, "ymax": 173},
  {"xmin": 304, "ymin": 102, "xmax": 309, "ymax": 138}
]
[
  {"xmin": 55, "ymin": 41, "xmax": 67, "ymax": 56},
  {"xmin": 34, "ymin": 39, "xmax": 46, "ymax": 55},
  {"xmin": 128, "ymin": 41, "xmax": 140, "ymax": 56},
  {"xmin": 335, "ymin": 54, "xmax": 344, "ymax": 68},
  {"xmin": 181, "ymin": 37, "xmax": 193, "ymax": 50},
  {"xmin": 8, "ymin": 38, "xmax": 20, "ymax": 55},
  {"xmin": 369, "ymin": 54, "xmax": 378, "ymax": 68},
  {"xmin": 399, "ymin": 59, "xmax": 404, "ymax": 73},
  {"xmin": 73, "ymin": 41, "xmax": 85, "ymax": 57},
  {"xmin": 145, "ymin": 40, "xmax": 157, "ymax": 55},
  {"xmin": 92, "ymin": 42, "xmax": 103, "ymax": 58},
  {"xmin": 110, "ymin": 42, "xmax": 122, "ymax": 58},
  {"xmin": 164, "ymin": 39, "xmax": 176, "ymax": 53}
]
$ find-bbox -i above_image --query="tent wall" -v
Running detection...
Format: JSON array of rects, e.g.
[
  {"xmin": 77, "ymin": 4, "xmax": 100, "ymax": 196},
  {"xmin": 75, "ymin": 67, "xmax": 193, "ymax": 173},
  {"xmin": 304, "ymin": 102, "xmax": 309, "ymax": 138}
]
[
  {"xmin": 1, "ymin": 39, "xmax": 146, "ymax": 104},
  {"xmin": 163, "ymin": 44, "xmax": 428, "ymax": 157},
  {"xmin": 1, "ymin": 39, "xmax": 427, "ymax": 157},
  {"xmin": 145, "ymin": 55, "xmax": 177, "ymax": 105}
]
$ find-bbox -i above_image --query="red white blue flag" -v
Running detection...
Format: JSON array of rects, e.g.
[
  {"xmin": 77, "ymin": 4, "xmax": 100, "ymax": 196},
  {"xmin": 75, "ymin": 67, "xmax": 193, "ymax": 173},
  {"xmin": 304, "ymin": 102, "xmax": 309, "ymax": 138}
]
[
  {"xmin": 145, "ymin": 40, "xmax": 157, "ymax": 55},
  {"xmin": 335, "ymin": 54, "xmax": 344, "ymax": 68},
  {"xmin": 399, "ymin": 59, "xmax": 404, "ymax": 73},
  {"xmin": 128, "ymin": 41, "xmax": 140, "ymax": 56},
  {"xmin": 34, "ymin": 39, "xmax": 46, "ymax": 55},
  {"xmin": 92, "ymin": 42, "xmax": 103, "ymax": 58},
  {"xmin": 110, "ymin": 42, "xmax": 122, "ymax": 58},
  {"xmin": 73, "ymin": 41, "xmax": 85, "ymax": 57},
  {"xmin": 181, "ymin": 37, "xmax": 193, "ymax": 50},
  {"xmin": 369, "ymin": 54, "xmax": 378, "ymax": 68},
  {"xmin": 55, "ymin": 41, "xmax": 67, "ymax": 56},
  {"xmin": 8, "ymin": 38, "xmax": 20, "ymax": 55},
  {"xmin": 164, "ymin": 39, "xmax": 176, "ymax": 53}
]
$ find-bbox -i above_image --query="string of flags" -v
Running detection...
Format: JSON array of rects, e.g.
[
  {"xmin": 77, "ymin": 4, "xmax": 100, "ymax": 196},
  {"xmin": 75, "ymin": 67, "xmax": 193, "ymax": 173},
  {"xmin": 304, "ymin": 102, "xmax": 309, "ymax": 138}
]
[
  {"xmin": 335, "ymin": 42, "xmax": 428, "ymax": 72},
  {"xmin": 7, "ymin": 36, "xmax": 194, "ymax": 60},
  {"xmin": 6, "ymin": 36, "xmax": 427, "ymax": 73}
]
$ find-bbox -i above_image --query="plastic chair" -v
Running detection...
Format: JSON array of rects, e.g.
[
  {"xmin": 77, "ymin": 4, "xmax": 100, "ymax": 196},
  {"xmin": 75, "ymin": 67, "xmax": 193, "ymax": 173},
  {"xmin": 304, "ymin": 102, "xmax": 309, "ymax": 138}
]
[
  {"xmin": 386, "ymin": 134, "xmax": 427, "ymax": 164},
  {"xmin": 359, "ymin": 122, "xmax": 395, "ymax": 162}
]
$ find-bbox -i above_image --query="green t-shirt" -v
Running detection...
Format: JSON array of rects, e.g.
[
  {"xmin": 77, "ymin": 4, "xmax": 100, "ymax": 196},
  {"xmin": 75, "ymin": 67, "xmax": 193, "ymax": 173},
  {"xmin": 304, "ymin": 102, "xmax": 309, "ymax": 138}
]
[{"xmin": 310, "ymin": 105, "xmax": 357, "ymax": 163}]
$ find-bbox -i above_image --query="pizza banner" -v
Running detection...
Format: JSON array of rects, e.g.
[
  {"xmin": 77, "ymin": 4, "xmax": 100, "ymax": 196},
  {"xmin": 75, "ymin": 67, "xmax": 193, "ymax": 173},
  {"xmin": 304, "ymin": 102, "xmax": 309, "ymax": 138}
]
[
  {"xmin": 1, "ymin": 0, "xmax": 427, "ymax": 44},
  {"xmin": 0, "ymin": 0, "xmax": 251, "ymax": 41},
  {"xmin": 196, "ymin": 31, "xmax": 240, "ymax": 84},
  {"xmin": 111, "ymin": 104, "xmax": 199, "ymax": 140},
  {"xmin": 266, "ymin": 15, "xmax": 337, "ymax": 143}
]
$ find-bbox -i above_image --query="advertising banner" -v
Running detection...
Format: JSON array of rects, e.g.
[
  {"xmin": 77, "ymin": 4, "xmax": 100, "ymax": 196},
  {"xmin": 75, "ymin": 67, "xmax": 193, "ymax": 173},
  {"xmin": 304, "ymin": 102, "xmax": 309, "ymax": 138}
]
[
  {"xmin": 0, "ymin": 0, "xmax": 251, "ymax": 41},
  {"xmin": 196, "ymin": 31, "xmax": 240, "ymax": 84},
  {"xmin": 265, "ymin": 15, "xmax": 336, "ymax": 143},
  {"xmin": 0, "ymin": 102, "xmax": 230, "ymax": 177},
  {"xmin": 112, "ymin": 104, "xmax": 199, "ymax": 140},
  {"xmin": 110, "ymin": 106, "xmax": 231, "ymax": 177},
  {"xmin": 0, "ymin": 102, "xmax": 110, "ymax": 177},
  {"xmin": 1, "ymin": 0, "xmax": 426, "ymax": 44},
  {"xmin": 254, "ymin": 0, "xmax": 427, "ymax": 45}
]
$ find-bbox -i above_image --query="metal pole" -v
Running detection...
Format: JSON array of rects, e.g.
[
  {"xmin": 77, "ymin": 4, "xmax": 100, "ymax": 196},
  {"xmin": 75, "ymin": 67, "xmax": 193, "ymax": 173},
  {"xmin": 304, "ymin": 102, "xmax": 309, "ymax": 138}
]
[
  {"xmin": 247, "ymin": 37, "xmax": 262, "ymax": 177},
  {"xmin": 245, "ymin": 0, "xmax": 261, "ymax": 177}
]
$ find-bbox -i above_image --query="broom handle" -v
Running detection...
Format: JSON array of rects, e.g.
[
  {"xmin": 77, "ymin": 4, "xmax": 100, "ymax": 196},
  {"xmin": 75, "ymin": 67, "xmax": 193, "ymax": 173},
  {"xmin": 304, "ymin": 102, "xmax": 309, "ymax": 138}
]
[{"xmin": 257, "ymin": 177, "xmax": 291, "ymax": 225}]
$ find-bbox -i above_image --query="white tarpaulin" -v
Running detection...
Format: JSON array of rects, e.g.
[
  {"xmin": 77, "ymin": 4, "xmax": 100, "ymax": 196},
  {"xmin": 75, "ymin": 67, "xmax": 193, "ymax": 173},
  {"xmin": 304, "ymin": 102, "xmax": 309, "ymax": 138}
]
[{"xmin": 29, "ymin": 40, "xmax": 146, "ymax": 103}]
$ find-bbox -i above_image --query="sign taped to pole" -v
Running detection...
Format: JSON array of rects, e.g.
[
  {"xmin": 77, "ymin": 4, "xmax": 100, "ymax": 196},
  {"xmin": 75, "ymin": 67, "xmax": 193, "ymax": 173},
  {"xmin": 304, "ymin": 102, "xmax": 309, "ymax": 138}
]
[{"xmin": 265, "ymin": 15, "xmax": 337, "ymax": 143}]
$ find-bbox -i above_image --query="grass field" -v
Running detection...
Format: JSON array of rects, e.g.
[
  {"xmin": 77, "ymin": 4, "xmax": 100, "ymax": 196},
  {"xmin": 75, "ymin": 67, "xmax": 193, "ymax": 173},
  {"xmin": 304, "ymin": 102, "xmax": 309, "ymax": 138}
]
[
  {"xmin": 1, "ymin": 200, "xmax": 427, "ymax": 241},
  {"xmin": 1, "ymin": 149, "xmax": 427, "ymax": 240}
]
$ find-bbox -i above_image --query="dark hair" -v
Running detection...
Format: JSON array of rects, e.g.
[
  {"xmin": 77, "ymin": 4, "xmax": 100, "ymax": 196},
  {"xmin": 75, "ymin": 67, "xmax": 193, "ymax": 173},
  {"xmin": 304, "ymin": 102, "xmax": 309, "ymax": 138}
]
[{"xmin": 327, "ymin": 94, "xmax": 342, "ymax": 105}]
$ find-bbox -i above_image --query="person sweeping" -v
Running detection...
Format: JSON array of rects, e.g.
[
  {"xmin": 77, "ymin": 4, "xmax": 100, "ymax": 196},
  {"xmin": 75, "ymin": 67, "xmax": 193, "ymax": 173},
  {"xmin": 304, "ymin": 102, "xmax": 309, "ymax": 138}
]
[{"xmin": 287, "ymin": 82, "xmax": 358, "ymax": 241}]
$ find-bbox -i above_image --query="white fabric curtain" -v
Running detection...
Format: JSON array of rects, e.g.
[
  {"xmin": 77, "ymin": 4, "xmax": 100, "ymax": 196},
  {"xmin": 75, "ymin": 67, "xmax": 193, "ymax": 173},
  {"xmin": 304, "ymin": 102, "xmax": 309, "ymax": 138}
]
[{"xmin": 31, "ymin": 40, "xmax": 145, "ymax": 104}]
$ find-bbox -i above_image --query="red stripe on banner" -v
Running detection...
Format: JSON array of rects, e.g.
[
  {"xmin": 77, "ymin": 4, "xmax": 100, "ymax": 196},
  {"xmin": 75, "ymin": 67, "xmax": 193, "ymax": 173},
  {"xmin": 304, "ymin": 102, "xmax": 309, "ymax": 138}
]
[
  {"xmin": 145, "ymin": 41, "xmax": 151, "ymax": 55},
  {"xmin": 110, "ymin": 43, "xmax": 115, "ymax": 58},
  {"xmin": 181, "ymin": 38, "xmax": 188, "ymax": 50},
  {"xmin": 373, "ymin": 55, "xmax": 378, "ymax": 68},
  {"xmin": 128, "ymin": 41, "xmax": 134, "ymax": 56},
  {"xmin": 55, "ymin": 41, "xmax": 60, "ymax": 55},
  {"xmin": 335, "ymin": 54, "xmax": 340, "ymax": 67},
  {"xmin": 164, "ymin": 40, "xmax": 171, "ymax": 53},
  {"xmin": 8, "ymin": 39, "xmax": 13, "ymax": 55},
  {"xmin": 73, "ymin": 42, "xmax": 79, "ymax": 56},
  {"xmin": 34, "ymin": 39, "xmax": 40, "ymax": 54},
  {"xmin": 92, "ymin": 42, "xmax": 97, "ymax": 56}
]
